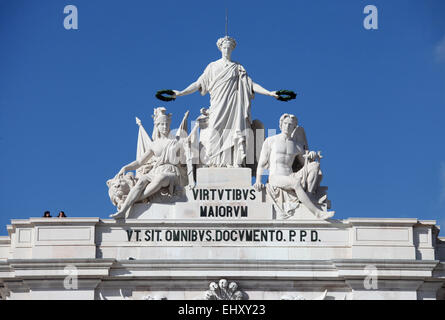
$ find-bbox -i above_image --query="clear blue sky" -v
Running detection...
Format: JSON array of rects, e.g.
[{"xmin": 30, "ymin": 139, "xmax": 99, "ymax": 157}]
[{"xmin": 0, "ymin": 0, "xmax": 444, "ymax": 234}]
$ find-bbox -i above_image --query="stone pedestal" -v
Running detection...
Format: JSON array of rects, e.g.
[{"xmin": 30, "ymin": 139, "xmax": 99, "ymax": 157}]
[
  {"xmin": 196, "ymin": 167, "xmax": 252, "ymax": 187},
  {"xmin": 127, "ymin": 168, "xmax": 271, "ymax": 220}
]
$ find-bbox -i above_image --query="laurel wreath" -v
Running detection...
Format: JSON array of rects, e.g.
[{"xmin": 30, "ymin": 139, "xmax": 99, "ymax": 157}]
[
  {"xmin": 155, "ymin": 89, "xmax": 176, "ymax": 102},
  {"xmin": 276, "ymin": 90, "xmax": 297, "ymax": 102},
  {"xmin": 155, "ymin": 89, "xmax": 296, "ymax": 102}
]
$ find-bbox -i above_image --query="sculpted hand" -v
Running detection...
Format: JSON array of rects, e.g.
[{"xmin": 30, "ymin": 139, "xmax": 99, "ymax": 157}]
[
  {"xmin": 253, "ymin": 180, "xmax": 264, "ymax": 192},
  {"xmin": 117, "ymin": 167, "xmax": 126, "ymax": 177},
  {"xmin": 172, "ymin": 90, "xmax": 180, "ymax": 98},
  {"xmin": 271, "ymin": 91, "xmax": 279, "ymax": 99}
]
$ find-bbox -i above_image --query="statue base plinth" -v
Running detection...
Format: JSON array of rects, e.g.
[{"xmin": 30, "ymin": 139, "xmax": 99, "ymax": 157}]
[
  {"xmin": 126, "ymin": 167, "xmax": 329, "ymax": 221},
  {"xmin": 196, "ymin": 167, "xmax": 252, "ymax": 187}
]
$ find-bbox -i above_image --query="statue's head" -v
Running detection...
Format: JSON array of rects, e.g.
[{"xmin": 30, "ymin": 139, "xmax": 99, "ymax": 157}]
[
  {"xmin": 219, "ymin": 279, "xmax": 228, "ymax": 289},
  {"xmin": 209, "ymin": 282, "xmax": 218, "ymax": 291},
  {"xmin": 279, "ymin": 113, "xmax": 298, "ymax": 136},
  {"xmin": 152, "ymin": 107, "xmax": 172, "ymax": 140},
  {"xmin": 217, "ymin": 36, "xmax": 236, "ymax": 58}
]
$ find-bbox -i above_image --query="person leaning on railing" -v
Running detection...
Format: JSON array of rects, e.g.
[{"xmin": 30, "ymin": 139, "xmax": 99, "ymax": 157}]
[{"xmin": 57, "ymin": 211, "xmax": 67, "ymax": 218}]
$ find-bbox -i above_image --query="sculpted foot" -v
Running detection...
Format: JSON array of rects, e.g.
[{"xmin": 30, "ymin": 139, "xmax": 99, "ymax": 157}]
[
  {"xmin": 315, "ymin": 210, "xmax": 335, "ymax": 220},
  {"xmin": 109, "ymin": 210, "xmax": 126, "ymax": 219}
]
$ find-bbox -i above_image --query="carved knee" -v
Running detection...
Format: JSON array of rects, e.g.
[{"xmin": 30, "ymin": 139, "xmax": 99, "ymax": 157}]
[
  {"xmin": 136, "ymin": 177, "xmax": 150, "ymax": 189},
  {"xmin": 157, "ymin": 174, "xmax": 170, "ymax": 187}
]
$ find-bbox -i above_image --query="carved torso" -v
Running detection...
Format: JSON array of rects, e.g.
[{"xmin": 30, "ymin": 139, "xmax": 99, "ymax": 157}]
[
  {"xmin": 267, "ymin": 134, "xmax": 304, "ymax": 176},
  {"xmin": 211, "ymin": 59, "xmax": 236, "ymax": 77},
  {"xmin": 150, "ymin": 137, "xmax": 176, "ymax": 158}
]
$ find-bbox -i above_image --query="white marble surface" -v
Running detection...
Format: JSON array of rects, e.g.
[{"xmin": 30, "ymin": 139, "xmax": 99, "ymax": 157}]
[
  {"xmin": 196, "ymin": 168, "xmax": 253, "ymax": 187},
  {"xmin": 0, "ymin": 169, "xmax": 444, "ymax": 300},
  {"xmin": 0, "ymin": 215, "xmax": 444, "ymax": 300}
]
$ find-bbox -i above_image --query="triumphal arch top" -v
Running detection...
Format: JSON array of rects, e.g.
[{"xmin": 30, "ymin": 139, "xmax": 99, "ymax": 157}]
[{"xmin": 0, "ymin": 35, "xmax": 444, "ymax": 300}]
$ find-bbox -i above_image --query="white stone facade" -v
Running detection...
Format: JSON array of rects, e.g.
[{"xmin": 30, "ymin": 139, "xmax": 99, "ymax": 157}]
[{"xmin": 0, "ymin": 168, "xmax": 444, "ymax": 300}]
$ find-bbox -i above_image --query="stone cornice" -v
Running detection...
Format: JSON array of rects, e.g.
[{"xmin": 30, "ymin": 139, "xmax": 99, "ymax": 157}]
[
  {"xmin": 9, "ymin": 217, "xmax": 100, "ymax": 228},
  {"xmin": 100, "ymin": 219, "xmax": 344, "ymax": 228},
  {"xmin": 333, "ymin": 259, "xmax": 440, "ymax": 279},
  {"xmin": 344, "ymin": 218, "xmax": 419, "ymax": 226},
  {"xmin": 332, "ymin": 259, "xmax": 439, "ymax": 270},
  {"xmin": 0, "ymin": 236, "xmax": 10, "ymax": 245},
  {"xmin": 4, "ymin": 217, "xmax": 441, "ymax": 232},
  {"xmin": 1, "ymin": 258, "xmax": 444, "ymax": 295},
  {"xmin": 4, "ymin": 258, "xmax": 115, "ymax": 279},
  {"xmin": 114, "ymin": 259, "xmax": 337, "ymax": 271}
]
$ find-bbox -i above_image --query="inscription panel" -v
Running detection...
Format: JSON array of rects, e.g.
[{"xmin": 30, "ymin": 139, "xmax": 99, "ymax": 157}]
[{"xmin": 98, "ymin": 225, "xmax": 350, "ymax": 248}]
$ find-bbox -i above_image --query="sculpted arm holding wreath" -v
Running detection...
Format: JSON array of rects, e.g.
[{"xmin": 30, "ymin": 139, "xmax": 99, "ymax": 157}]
[
  {"xmin": 160, "ymin": 36, "xmax": 296, "ymax": 167},
  {"xmin": 172, "ymin": 37, "xmax": 278, "ymax": 100}
]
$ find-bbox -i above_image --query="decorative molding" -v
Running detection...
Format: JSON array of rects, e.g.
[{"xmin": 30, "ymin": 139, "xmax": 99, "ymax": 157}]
[
  {"xmin": 281, "ymin": 290, "xmax": 327, "ymax": 300},
  {"xmin": 141, "ymin": 294, "xmax": 167, "ymax": 300},
  {"xmin": 204, "ymin": 279, "xmax": 245, "ymax": 300},
  {"xmin": 98, "ymin": 289, "xmax": 168, "ymax": 300}
]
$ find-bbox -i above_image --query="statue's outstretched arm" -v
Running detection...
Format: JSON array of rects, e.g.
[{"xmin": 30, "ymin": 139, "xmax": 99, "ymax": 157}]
[
  {"xmin": 173, "ymin": 81, "xmax": 200, "ymax": 97},
  {"xmin": 252, "ymin": 82, "xmax": 278, "ymax": 98}
]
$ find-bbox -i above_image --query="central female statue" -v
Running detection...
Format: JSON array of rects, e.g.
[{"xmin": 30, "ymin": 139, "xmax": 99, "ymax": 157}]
[{"xmin": 173, "ymin": 36, "xmax": 279, "ymax": 167}]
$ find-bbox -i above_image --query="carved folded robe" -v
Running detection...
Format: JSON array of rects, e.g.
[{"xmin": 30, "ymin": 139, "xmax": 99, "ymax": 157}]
[
  {"xmin": 266, "ymin": 172, "xmax": 302, "ymax": 219},
  {"xmin": 197, "ymin": 60, "xmax": 254, "ymax": 166},
  {"xmin": 146, "ymin": 139, "xmax": 186, "ymax": 195}
]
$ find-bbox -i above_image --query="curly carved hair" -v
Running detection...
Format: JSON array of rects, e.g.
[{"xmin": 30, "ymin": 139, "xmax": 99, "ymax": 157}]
[
  {"xmin": 279, "ymin": 113, "xmax": 298, "ymax": 130},
  {"xmin": 216, "ymin": 36, "xmax": 237, "ymax": 51}
]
